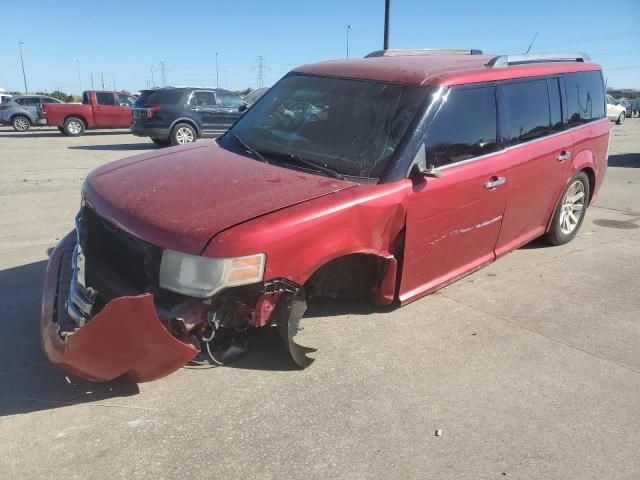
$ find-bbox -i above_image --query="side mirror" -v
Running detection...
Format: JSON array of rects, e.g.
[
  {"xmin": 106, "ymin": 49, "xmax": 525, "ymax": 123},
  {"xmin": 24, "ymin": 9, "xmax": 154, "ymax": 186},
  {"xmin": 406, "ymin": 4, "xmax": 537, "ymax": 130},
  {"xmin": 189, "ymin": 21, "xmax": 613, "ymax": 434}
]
[
  {"xmin": 410, "ymin": 144, "xmax": 442, "ymax": 179},
  {"xmin": 239, "ymin": 102, "xmax": 248, "ymax": 112}
]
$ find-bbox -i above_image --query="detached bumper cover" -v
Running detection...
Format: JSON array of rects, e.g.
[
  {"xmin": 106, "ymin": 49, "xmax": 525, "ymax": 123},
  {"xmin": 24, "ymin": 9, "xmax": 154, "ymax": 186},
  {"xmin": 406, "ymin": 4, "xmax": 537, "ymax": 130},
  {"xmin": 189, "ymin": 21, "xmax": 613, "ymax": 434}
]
[{"xmin": 41, "ymin": 233, "xmax": 199, "ymax": 382}]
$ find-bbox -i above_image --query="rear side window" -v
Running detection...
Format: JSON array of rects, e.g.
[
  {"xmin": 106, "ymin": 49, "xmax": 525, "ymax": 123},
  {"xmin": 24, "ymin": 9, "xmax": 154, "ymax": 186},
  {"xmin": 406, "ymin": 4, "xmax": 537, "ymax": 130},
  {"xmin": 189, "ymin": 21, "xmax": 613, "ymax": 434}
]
[
  {"xmin": 564, "ymin": 71, "xmax": 605, "ymax": 127},
  {"xmin": 25, "ymin": 97, "xmax": 41, "ymax": 106},
  {"xmin": 425, "ymin": 86, "xmax": 497, "ymax": 167},
  {"xmin": 501, "ymin": 79, "xmax": 550, "ymax": 145},
  {"xmin": 188, "ymin": 91, "xmax": 216, "ymax": 107},
  {"xmin": 15, "ymin": 98, "xmax": 26, "ymax": 105},
  {"xmin": 216, "ymin": 91, "xmax": 245, "ymax": 108},
  {"xmin": 134, "ymin": 90, "xmax": 184, "ymax": 107},
  {"xmin": 96, "ymin": 92, "xmax": 116, "ymax": 106}
]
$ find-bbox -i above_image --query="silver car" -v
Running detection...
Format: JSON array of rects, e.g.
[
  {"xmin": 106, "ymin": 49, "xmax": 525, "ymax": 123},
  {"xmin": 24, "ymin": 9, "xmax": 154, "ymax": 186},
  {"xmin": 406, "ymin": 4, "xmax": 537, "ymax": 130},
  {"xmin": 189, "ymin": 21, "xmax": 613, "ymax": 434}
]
[{"xmin": 0, "ymin": 95, "xmax": 62, "ymax": 131}]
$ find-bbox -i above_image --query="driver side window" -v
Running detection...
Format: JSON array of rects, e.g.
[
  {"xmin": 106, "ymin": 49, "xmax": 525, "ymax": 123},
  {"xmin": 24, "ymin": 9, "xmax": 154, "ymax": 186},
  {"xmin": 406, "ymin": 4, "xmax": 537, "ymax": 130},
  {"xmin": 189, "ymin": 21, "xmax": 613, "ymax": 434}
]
[{"xmin": 425, "ymin": 86, "xmax": 498, "ymax": 168}]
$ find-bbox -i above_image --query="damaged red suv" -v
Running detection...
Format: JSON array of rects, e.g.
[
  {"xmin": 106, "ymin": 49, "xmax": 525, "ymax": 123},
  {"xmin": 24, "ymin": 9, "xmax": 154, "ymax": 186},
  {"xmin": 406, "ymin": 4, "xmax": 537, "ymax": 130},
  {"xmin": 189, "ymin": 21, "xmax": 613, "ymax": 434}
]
[{"xmin": 42, "ymin": 50, "xmax": 610, "ymax": 382}]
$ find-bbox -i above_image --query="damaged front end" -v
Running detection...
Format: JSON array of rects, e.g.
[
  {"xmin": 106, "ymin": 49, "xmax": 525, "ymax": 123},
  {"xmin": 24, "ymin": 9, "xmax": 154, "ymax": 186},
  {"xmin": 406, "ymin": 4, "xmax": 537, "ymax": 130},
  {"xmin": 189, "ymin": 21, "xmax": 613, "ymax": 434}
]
[{"xmin": 41, "ymin": 207, "xmax": 304, "ymax": 382}]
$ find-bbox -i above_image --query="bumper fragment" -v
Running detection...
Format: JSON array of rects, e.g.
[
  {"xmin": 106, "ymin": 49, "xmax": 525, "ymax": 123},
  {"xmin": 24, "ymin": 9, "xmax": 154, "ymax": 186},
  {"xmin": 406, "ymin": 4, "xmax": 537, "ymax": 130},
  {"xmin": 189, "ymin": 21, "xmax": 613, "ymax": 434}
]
[{"xmin": 41, "ymin": 233, "xmax": 199, "ymax": 382}]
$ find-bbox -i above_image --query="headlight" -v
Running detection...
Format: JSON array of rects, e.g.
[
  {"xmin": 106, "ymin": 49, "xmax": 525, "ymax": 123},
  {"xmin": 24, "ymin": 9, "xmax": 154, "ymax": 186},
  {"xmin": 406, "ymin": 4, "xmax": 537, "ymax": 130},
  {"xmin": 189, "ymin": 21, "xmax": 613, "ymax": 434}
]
[{"xmin": 159, "ymin": 250, "xmax": 266, "ymax": 298}]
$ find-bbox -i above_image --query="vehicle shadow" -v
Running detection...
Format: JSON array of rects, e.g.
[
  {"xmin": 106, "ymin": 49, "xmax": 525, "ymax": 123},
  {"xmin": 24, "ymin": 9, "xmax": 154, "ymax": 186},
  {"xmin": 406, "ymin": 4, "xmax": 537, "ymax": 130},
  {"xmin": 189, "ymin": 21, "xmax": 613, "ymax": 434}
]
[
  {"xmin": 0, "ymin": 130, "xmax": 129, "ymax": 139},
  {"xmin": 68, "ymin": 143, "xmax": 156, "ymax": 151},
  {"xmin": 608, "ymin": 153, "xmax": 640, "ymax": 168},
  {"xmin": 0, "ymin": 259, "xmax": 139, "ymax": 418}
]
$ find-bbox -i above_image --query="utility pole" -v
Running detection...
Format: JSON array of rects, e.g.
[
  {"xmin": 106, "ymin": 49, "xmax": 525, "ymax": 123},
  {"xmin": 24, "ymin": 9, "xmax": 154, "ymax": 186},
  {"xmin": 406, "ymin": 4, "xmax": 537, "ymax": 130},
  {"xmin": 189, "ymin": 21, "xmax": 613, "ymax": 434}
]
[
  {"xmin": 101, "ymin": 73, "xmax": 105, "ymax": 90},
  {"xmin": 346, "ymin": 25, "xmax": 352, "ymax": 59},
  {"xmin": 216, "ymin": 53, "xmax": 219, "ymax": 88},
  {"xmin": 224, "ymin": 70, "xmax": 228, "ymax": 89},
  {"xmin": 151, "ymin": 65, "xmax": 155, "ymax": 88},
  {"xmin": 255, "ymin": 56, "xmax": 267, "ymax": 89},
  {"xmin": 383, "ymin": 0, "xmax": 391, "ymax": 50},
  {"xmin": 90, "ymin": 72, "xmax": 95, "ymax": 90},
  {"xmin": 18, "ymin": 41, "xmax": 28, "ymax": 93},
  {"xmin": 160, "ymin": 61, "xmax": 166, "ymax": 86},
  {"xmin": 76, "ymin": 59, "xmax": 82, "ymax": 92}
]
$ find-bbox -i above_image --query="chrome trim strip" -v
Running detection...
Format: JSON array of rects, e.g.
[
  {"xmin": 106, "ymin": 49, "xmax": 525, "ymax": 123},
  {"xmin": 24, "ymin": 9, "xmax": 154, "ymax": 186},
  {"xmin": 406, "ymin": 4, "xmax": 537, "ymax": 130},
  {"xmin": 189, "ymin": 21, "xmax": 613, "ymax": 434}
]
[{"xmin": 436, "ymin": 119, "xmax": 609, "ymax": 172}]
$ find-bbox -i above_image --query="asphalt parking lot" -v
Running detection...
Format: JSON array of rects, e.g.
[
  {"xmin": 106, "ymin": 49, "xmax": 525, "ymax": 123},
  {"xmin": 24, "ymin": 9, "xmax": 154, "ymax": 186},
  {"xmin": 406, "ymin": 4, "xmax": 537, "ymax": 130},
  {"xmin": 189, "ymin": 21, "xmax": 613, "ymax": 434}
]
[{"xmin": 1, "ymin": 122, "xmax": 639, "ymax": 479}]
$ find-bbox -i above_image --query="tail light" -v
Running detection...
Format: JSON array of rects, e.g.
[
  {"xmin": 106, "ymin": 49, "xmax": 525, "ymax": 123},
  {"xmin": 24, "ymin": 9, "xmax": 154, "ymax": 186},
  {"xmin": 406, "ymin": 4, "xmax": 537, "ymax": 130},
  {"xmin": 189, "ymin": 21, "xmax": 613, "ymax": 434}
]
[{"xmin": 147, "ymin": 106, "xmax": 162, "ymax": 119}]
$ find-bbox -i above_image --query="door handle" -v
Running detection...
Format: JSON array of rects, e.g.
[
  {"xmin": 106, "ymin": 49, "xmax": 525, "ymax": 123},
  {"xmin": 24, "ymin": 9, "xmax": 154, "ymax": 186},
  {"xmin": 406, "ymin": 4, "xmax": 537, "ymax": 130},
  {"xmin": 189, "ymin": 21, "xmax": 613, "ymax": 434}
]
[
  {"xmin": 557, "ymin": 150, "xmax": 571, "ymax": 162},
  {"xmin": 485, "ymin": 176, "xmax": 506, "ymax": 189}
]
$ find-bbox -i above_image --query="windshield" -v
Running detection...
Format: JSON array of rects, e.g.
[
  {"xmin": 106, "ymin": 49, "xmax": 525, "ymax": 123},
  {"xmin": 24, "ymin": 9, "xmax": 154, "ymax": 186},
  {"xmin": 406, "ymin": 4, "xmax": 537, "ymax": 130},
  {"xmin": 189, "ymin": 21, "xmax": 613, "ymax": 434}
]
[{"xmin": 222, "ymin": 74, "xmax": 430, "ymax": 179}]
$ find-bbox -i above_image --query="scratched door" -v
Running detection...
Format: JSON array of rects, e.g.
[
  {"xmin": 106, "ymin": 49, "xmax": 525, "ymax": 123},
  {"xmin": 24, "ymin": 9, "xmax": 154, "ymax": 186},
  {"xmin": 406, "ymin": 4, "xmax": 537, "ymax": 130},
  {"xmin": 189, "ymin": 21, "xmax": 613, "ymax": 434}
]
[{"xmin": 398, "ymin": 84, "xmax": 511, "ymax": 304}]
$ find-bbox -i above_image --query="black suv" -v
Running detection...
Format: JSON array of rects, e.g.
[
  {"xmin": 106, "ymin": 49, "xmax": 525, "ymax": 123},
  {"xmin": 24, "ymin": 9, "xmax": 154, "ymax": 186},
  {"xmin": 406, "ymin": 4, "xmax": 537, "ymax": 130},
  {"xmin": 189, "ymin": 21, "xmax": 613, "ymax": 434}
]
[{"xmin": 131, "ymin": 87, "xmax": 248, "ymax": 146}]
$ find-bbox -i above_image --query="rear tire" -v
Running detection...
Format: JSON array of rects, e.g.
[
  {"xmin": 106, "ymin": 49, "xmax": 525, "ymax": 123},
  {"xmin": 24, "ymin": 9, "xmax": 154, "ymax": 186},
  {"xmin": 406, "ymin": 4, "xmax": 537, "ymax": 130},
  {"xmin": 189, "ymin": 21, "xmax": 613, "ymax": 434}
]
[
  {"xmin": 12, "ymin": 115, "xmax": 31, "ymax": 132},
  {"xmin": 151, "ymin": 137, "xmax": 171, "ymax": 146},
  {"xmin": 170, "ymin": 123, "xmax": 196, "ymax": 145},
  {"xmin": 545, "ymin": 172, "xmax": 590, "ymax": 246},
  {"xmin": 616, "ymin": 113, "xmax": 625, "ymax": 125},
  {"xmin": 64, "ymin": 117, "xmax": 85, "ymax": 136}
]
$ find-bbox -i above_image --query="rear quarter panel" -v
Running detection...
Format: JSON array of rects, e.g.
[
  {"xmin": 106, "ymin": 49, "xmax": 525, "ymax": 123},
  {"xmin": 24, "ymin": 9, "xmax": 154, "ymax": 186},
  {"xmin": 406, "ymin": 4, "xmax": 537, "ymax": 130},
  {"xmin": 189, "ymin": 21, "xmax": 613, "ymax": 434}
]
[
  {"xmin": 570, "ymin": 119, "xmax": 610, "ymax": 202},
  {"xmin": 43, "ymin": 103, "xmax": 95, "ymax": 127}
]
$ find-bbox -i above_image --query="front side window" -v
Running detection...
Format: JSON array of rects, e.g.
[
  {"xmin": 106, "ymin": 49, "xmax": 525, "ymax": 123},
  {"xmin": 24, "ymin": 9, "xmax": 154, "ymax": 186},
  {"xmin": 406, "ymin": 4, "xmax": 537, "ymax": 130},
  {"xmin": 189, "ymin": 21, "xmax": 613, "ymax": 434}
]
[
  {"xmin": 502, "ymin": 79, "xmax": 550, "ymax": 145},
  {"xmin": 116, "ymin": 94, "xmax": 135, "ymax": 107},
  {"xmin": 424, "ymin": 86, "xmax": 497, "ymax": 167},
  {"xmin": 96, "ymin": 92, "xmax": 116, "ymax": 106},
  {"xmin": 26, "ymin": 97, "xmax": 41, "ymax": 106},
  {"xmin": 216, "ymin": 92, "xmax": 245, "ymax": 108},
  {"xmin": 189, "ymin": 91, "xmax": 216, "ymax": 107},
  {"xmin": 564, "ymin": 71, "xmax": 605, "ymax": 127},
  {"xmin": 223, "ymin": 74, "xmax": 430, "ymax": 179}
]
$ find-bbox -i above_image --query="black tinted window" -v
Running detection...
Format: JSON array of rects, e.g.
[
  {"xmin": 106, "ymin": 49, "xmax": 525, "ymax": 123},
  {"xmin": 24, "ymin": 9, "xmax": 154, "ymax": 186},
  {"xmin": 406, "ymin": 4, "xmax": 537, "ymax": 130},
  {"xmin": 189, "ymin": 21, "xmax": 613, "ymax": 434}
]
[
  {"xmin": 425, "ymin": 86, "xmax": 497, "ymax": 167},
  {"xmin": 82, "ymin": 92, "xmax": 90, "ymax": 104},
  {"xmin": 15, "ymin": 98, "xmax": 26, "ymax": 105},
  {"xmin": 189, "ymin": 91, "xmax": 216, "ymax": 107},
  {"xmin": 548, "ymin": 78, "xmax": 562, "ymax": 132},
  {"xmin": 564, "ymin": 71, "xmax": 605, "ymax": 127},
  {"xmin": 216, "ymin": 91, "xmax": 245, "ymax": 108},
  {"xmin": 96, "ymin": 92, "xmax": 116, "ymax": 106},
  {"xmin": 26, "ymin": 97, "xmax": 41, "ymax": 106},
  {"xmin": 134, "ymin": 90, "xmax": 183, "ymax": 106},
  {"xmin": 502, "ymin": 80, "xmax": 550, "ymax": 145}
]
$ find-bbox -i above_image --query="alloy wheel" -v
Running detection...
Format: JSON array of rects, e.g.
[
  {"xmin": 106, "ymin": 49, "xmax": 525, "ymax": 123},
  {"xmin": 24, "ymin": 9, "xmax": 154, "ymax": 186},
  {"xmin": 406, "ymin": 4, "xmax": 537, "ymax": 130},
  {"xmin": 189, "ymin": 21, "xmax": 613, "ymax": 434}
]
[
  {"xmin": 176, "ymin": 127, "xmax": 194, "ymax": 144},
  {"xmin": 13, "ymin": 117, "xmax": 29, "ymax": 131},
  {"xmin": 67, "ymin": 121, "xmax": 82, "ymax": 135},
  {"xmin": 559, "ymin": 180, "xmax": 585, "ymax": 235}
]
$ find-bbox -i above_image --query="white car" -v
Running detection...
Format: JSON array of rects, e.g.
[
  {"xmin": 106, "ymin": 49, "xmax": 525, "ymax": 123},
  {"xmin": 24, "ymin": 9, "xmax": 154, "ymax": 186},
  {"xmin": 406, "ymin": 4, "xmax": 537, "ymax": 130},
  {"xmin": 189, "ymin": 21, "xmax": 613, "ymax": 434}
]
[{"xmin": 607, "ymin": 95, "xmax": 626, "ymax": 125}]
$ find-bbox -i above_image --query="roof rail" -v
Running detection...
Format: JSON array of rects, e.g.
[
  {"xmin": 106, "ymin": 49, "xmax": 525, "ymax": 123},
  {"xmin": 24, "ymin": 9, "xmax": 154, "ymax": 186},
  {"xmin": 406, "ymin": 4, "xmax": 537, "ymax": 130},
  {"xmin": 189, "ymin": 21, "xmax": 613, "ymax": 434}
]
[
  {"xmin": 486, "ymin": 52, "xmax": 590, "ymax": 67},
  {"xmin": 365, "ymin": 48, "xmax": 483, "ymax": 58}
]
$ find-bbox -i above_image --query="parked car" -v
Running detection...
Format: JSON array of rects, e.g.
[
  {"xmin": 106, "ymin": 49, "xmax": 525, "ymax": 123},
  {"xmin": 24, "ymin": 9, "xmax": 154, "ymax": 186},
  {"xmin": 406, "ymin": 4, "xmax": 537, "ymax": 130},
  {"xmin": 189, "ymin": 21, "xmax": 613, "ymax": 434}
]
[
  {"xmin": 130, "ymin": 87, "xmax": 248, "ymax": 146},
  {"xmin": 606, "ymin": 95, "xmax": 626, "ymax": 124},
  {"xmin": 42, "ymin": 50, "xmax": 610, "ymax": 382},
  {"xmin": 0, "ymin": 95, "xmax": 62, "ymax": 131},
  {"xmin": 242, "ymin": 87, "xmax": 269, "ymax": 106},
  {"xmin": 42, "ymin": 90, "xmax": 135, "ymax": 136}
]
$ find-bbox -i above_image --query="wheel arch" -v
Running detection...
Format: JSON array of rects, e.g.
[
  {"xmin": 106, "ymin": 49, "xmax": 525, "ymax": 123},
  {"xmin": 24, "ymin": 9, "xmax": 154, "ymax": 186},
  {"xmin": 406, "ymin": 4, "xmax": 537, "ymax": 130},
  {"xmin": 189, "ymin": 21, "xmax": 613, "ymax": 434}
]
[
  {"xmin": 64, "ymin": 114, "xmax": 87, "ymax": 128},
  {"xmin": 170, "ymin": 118, "xmax": 201, "ymax": 136}
]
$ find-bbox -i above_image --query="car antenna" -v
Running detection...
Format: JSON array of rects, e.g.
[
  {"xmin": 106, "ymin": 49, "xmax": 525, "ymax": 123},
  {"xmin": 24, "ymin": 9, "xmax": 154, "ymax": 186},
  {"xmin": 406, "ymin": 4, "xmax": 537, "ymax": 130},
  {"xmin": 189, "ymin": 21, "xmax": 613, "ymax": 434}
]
[{"xmin": 525, "ymin": 32, "xmax": 538, "ymax": 54}]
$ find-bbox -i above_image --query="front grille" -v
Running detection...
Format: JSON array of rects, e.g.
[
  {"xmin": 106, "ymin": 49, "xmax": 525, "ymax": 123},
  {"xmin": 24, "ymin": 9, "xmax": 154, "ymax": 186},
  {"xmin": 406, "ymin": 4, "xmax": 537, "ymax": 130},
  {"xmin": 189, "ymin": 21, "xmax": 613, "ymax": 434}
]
[{"xmin": 80, "ymin": 207, "xmax": 162, "ymax": 295}]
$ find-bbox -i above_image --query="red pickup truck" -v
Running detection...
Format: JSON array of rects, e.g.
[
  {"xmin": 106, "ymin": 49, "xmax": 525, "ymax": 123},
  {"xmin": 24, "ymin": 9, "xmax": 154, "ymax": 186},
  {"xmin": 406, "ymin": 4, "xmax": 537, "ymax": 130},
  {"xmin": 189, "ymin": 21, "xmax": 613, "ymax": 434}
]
[{"xmin": 42, "ymin": 90, "xmax": 136, "ymax": 136}]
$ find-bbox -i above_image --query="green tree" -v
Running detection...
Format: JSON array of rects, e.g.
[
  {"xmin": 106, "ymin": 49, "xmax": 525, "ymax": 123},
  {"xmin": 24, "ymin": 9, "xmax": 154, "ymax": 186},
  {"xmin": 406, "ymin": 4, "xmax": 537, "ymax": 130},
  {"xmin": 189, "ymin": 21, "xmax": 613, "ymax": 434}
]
[{"xmin": 49, "ymin": 90, "xmax": 74, "ymax": 102}]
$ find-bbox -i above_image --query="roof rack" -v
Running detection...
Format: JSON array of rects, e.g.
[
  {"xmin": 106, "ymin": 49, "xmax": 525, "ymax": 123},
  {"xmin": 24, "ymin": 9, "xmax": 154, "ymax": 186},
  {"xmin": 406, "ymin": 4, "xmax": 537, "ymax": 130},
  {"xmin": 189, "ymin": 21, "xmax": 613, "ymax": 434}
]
[
  {"xmin": 486, "ymin": 52, "xmax": 590, "ymax": 67},
  {"xmin": 365, "ymin": 48, "xmax": 483, "ymax": 58}
]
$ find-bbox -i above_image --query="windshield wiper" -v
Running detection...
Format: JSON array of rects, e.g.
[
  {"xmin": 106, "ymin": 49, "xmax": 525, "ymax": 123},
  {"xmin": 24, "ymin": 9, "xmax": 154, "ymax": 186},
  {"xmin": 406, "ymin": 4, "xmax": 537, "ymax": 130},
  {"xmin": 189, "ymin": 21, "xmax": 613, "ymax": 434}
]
[
  {"xmin": 228, "ymin": 132, "xmax": 269, "ymax": 164},
  {"xmin": 285, "ymin": 153, "xmax": 345, "ymax": 180}
]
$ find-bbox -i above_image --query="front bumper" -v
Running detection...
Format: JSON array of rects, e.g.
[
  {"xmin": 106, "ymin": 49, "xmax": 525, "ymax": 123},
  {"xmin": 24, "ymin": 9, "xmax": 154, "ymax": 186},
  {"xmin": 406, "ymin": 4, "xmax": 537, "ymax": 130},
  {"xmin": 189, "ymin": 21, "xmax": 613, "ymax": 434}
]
[{"xmin": 41, "ymin": 232, "xmax": 199, "ymax": 382}]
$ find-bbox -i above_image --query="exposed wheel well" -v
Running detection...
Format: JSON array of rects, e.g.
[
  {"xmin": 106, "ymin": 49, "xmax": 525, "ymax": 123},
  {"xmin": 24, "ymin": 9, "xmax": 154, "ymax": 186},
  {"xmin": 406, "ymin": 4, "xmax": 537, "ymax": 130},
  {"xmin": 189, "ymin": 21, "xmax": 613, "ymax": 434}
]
[
  {"xmin": 10, "ymin": 113, "xmax": 30, "ymax": 122},
  {"xmin": 305, "ymin": 253, "xmax": 391, "ymax": 301}
]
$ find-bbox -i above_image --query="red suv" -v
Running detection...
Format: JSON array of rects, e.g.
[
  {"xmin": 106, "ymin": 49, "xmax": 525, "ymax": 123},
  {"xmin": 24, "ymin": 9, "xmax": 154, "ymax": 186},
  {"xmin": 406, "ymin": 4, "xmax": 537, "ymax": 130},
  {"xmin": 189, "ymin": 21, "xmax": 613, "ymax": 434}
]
[{"xmin": 42, "ymin": 50, "xmax": 610, "ymax": 382}]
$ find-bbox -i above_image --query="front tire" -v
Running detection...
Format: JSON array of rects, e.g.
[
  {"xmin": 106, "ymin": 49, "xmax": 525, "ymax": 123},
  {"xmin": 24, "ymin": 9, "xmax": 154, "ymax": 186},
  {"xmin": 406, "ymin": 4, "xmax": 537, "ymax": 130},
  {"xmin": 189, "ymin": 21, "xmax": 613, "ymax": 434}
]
[
  {"xmin": 12, "ymin": 115, "xmax": 31, "ymax": 132},
  {"xmin": 64, "ymin": 117, "xmax": 85, "ymax": 136},
  {"xmin": 170, "ymin": 123, "xmax": 196, "ymax": 145},
  {"xmin": 546, "ymin": 172, "xmax": 590, "ymax": 246},
  {"xmin": 616, "ymin": 112, "xmax": 625, "ymax": 125}
]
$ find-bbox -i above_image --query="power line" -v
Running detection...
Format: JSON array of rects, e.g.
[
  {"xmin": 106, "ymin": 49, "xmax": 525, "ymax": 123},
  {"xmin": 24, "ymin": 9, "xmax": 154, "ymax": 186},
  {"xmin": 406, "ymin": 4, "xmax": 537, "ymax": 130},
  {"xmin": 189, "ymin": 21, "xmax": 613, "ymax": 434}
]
[
  {"xmin": 160, "ymin": 61, "xmax": 166, "ymax": 86},
  {"xmin": 253, "ymin": 56, "xmax": 268, "ymax": 89}
]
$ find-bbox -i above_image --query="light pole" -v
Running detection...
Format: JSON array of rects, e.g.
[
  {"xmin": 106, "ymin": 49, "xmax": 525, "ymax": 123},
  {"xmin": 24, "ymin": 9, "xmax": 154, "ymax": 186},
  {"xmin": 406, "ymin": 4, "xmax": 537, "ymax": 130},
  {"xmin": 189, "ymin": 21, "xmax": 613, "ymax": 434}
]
[
  {"xmin": 383, "ymin": 0, "xmax": 391, "ymax": 50},
  {"xmin": 76, "ymin": 59, "xmax": 82, "ymax": 92},
  {"xmin": 216, "ymin": 52, "xmax": 219, "ymax": 88},
  {"xmin": 346, "ymin": 25, "xmax": 352, "ymax": 59},
  {"xmin": 18, "ymin": 41, "xmax": 28, "ymax": 93},
  {"xmin": 151, "ymin": 65, "xmax": 155, "ymax": 87}
]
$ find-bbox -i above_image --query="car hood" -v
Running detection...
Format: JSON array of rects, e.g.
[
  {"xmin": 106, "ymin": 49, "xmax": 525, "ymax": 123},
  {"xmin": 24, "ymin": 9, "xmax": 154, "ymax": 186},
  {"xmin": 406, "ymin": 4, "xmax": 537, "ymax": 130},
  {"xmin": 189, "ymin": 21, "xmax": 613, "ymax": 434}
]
[{"xmin": 84, "ymin": 142, "xmax": 356, "ymax": 254}]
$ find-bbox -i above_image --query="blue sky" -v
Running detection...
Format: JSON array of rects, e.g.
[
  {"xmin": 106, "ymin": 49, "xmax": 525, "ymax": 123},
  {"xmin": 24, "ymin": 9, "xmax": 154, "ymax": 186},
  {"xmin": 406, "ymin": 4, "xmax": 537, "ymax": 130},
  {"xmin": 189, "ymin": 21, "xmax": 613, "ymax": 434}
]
[{"xmin": 1, "ymin": 0, "xmax": 639, "ymax": 94}]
